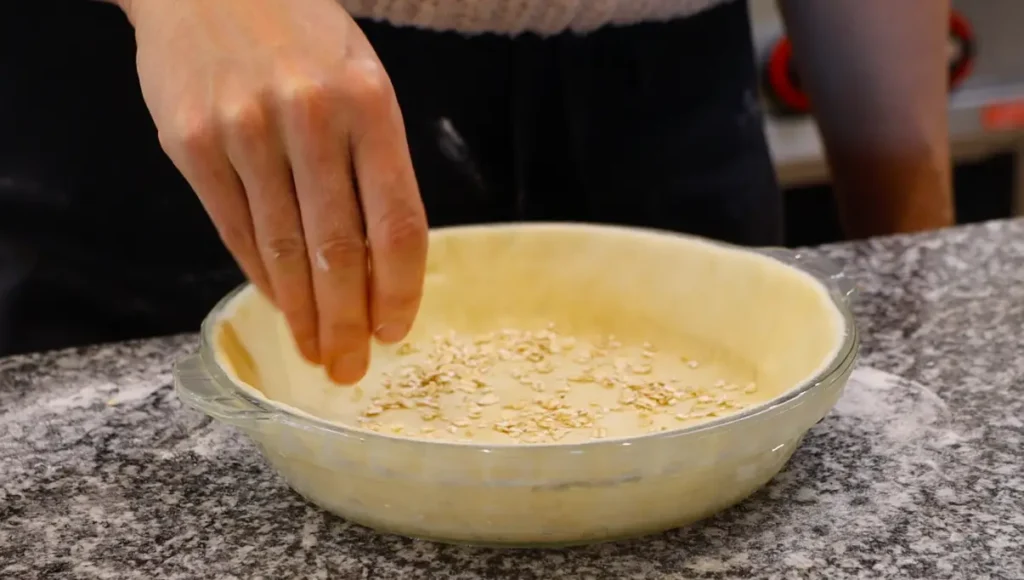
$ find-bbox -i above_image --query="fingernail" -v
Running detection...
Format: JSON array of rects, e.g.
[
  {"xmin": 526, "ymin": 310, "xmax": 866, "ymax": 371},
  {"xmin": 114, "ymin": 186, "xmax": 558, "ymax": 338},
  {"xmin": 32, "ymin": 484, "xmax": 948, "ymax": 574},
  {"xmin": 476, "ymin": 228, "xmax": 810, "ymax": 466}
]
[
  {"xmin": 330, "ymin": 352, "xmax": 367, "ymax": 385},
  {"xmin": 374, "ymin": 323, "xmax": 408, "ymax": 343}
]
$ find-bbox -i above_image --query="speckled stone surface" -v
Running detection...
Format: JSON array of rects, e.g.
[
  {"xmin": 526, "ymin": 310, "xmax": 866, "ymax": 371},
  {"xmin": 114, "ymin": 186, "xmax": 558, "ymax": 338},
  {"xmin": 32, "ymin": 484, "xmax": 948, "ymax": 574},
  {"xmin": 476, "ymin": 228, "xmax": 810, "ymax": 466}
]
[{"xmin": 2, "ymin": 220, "xmax": 1023, "ymax": 579}]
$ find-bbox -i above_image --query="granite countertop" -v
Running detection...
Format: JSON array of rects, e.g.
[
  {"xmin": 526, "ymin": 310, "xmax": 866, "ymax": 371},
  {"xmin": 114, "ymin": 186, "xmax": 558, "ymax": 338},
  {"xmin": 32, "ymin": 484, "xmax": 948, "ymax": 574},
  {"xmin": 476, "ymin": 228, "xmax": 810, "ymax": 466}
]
[{"xmin": 2, "ymin": 220, "xmax": 1023, "ymax": 579}]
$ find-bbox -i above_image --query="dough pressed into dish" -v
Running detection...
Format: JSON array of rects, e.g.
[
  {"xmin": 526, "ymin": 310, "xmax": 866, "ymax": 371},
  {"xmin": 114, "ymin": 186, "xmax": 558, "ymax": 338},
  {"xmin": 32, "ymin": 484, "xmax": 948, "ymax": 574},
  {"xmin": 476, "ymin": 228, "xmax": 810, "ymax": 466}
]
[{"xmin": 213, "ymin": 223, "xmax": 845, "ymax": 446}]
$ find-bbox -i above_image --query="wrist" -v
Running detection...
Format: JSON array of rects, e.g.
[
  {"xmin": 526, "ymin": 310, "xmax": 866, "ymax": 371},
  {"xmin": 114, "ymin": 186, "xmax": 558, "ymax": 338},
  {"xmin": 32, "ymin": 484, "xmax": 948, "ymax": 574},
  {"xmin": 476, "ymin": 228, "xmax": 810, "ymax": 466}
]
[{"xmin": 830, "ymin": 150, "xmax": 955, "ymax": 238}]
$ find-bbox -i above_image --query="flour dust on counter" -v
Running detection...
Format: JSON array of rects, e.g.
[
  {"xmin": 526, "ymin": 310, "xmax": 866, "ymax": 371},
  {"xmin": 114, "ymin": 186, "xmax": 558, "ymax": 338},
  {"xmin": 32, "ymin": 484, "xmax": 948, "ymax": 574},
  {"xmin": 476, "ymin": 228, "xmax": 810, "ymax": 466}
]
[{"xmin": 739, "ymin": 366, "xmax": 968, "ymax": 571}]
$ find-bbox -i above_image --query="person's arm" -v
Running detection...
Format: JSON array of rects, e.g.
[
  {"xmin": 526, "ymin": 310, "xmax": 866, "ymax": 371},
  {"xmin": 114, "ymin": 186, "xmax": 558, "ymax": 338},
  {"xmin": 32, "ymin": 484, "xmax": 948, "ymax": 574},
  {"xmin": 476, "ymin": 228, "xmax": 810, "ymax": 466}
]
[
  {"xmin": 779, "ymin": 0, "xmax": 954, "ymax": 238},
  {"xmin": 96, "ymin": 0, "xmax": 428, "ymax": 385}
]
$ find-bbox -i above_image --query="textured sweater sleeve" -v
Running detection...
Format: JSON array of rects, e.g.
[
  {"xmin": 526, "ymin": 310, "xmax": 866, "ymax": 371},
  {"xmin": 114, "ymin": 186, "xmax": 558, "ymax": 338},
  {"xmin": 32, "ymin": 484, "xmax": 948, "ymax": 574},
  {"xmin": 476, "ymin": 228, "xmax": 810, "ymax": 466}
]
[{"xmin": 340, "ymin": 0, "xmax": 735, "ymax": 36}]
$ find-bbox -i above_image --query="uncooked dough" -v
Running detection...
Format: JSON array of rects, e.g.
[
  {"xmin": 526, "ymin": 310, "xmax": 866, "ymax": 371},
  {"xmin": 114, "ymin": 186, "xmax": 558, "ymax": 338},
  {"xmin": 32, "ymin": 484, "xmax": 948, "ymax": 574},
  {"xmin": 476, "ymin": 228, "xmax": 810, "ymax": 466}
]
[
  {"xmin": 205, "ymin": 223, "xmax": 851, "ymax": 545},
  {"xmin": 347, "ymin": 326, "xmax": 767, "ymax": 444},
  {"xmin": 214, "ymin": 223, "xmax": 844, "ymax": 443}
]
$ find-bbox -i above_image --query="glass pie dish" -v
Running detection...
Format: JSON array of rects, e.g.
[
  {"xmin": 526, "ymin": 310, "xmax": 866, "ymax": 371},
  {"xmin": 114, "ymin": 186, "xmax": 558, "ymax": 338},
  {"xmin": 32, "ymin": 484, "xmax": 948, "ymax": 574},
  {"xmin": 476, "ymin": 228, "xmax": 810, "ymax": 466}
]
[{"xmin": 174, "ymin": 223, "xmax": 859, "ymax": 547}]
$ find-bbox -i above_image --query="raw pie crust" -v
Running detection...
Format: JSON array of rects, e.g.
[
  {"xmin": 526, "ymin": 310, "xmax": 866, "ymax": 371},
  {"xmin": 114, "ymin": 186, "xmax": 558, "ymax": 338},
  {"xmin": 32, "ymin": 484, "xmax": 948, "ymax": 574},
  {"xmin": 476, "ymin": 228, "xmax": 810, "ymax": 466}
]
[
  {"xmin": 215, "ymin": 224, "xmax": 843, "ymax": 442},
  {"xmin": 209, "ymin": 223, "xmax": 847, "ymax": 544}
]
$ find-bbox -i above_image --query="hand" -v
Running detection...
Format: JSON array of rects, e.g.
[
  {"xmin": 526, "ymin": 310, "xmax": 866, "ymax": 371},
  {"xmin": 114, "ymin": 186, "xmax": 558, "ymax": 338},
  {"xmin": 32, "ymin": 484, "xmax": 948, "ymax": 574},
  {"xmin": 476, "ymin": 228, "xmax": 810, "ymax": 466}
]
[{"xmin": 124, "ymin": 0, "xmax": 428, "ymax": 383}]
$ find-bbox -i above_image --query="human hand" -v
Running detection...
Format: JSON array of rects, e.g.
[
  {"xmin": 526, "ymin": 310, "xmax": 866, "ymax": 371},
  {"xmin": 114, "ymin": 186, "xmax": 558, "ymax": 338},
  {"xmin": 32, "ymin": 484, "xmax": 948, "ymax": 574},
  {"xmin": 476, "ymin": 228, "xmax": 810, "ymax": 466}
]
[{"xmin": 123, "ymin": 0, "xmax": 428, "ymax": 383}]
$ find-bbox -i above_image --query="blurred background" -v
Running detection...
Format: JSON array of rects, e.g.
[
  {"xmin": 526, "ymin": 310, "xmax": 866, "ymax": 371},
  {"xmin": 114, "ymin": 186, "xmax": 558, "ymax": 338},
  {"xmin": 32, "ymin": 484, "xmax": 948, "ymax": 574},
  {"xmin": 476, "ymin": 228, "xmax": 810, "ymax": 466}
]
[
  {"xmin": 750, "ymin": 0, "xmax": 1024, "ymax": 246},
  {"xmin": 2, "ymin": 0, "xmax": 1023, "ymax": 251}
]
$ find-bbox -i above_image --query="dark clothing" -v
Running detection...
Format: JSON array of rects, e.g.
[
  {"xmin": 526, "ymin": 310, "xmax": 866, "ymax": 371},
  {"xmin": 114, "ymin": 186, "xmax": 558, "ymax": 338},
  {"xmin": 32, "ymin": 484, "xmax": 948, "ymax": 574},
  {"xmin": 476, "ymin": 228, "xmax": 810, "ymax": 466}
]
[{"xmin": 0, "ymin": 0, "xmax": 780, "ymax": 356}]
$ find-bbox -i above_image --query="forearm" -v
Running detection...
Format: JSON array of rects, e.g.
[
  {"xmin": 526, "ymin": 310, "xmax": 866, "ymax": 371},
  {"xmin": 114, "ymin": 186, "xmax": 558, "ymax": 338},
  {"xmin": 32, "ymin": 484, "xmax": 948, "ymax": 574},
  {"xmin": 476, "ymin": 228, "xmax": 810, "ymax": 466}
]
[{"xmin": 779, "ymin": 0, "xmax": 954, "ymax": 238}]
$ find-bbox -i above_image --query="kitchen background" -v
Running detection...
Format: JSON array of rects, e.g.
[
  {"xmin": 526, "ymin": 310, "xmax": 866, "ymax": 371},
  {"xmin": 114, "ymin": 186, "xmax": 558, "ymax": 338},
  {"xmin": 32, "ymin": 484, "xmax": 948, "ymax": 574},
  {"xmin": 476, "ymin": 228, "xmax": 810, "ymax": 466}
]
[{"xmin": 751, "ymin": 0, "xmax": 1024, "ymax": 246}]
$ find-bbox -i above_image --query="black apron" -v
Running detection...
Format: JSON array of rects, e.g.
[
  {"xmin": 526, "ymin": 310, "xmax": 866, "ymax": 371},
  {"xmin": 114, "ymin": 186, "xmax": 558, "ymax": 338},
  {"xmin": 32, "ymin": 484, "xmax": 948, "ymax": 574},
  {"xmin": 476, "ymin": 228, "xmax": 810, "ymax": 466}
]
[{"xmin": 0, "ymin": 0, "xmax": 780, "ymax": 356}]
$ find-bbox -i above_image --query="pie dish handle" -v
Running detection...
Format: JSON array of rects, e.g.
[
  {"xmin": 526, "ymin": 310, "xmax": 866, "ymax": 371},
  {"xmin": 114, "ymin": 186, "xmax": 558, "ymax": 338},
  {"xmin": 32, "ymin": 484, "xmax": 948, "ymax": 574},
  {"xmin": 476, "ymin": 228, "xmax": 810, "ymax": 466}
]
[
  {"xmin": 757, "ymin": 247, "xmax": 857, "ymax": 304},
  {"xmin": 174, "ymin": 353, "xmax": 273, "ymax": 426}
]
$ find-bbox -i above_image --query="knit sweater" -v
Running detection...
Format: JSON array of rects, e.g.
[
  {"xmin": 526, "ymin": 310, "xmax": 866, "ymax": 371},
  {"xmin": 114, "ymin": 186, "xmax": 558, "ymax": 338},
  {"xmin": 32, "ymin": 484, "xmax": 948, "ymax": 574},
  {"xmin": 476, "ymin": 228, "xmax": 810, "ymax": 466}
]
[{"xmin": 341, "ymin": 0, "xmax": 737, "ymax": 36}]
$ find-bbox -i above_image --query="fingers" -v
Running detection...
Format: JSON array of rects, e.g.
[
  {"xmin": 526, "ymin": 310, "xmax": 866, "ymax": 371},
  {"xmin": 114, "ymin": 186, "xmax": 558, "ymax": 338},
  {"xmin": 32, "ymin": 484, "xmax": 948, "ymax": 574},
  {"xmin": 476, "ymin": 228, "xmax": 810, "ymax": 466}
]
[
  {"xmin": 157, "ymin": 109, "xmax": 274, "ymax": 303},
  {"xmin": 219, "ymin": 93, "xmax": 321, "ymax": 364},
  {"xmin": 156, "ymin": 55, "xmax": 424, "ymax": 387},
  {"xmin": 346, "ymin": 59, "xmax": 428, "ymax": 345},
  {"xmin": 278, "ymin": 74, "xmax": 371, "ymax": 385}
]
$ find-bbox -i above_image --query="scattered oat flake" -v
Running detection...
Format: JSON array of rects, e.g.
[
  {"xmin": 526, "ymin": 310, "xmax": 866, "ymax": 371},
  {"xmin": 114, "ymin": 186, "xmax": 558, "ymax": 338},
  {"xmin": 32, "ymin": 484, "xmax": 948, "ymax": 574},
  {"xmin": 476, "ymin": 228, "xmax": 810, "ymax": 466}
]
[
  {"xmin": 353, "ymin": 326, "xmax": 743, "ymax": 442},
  {"xmin": 478, "ymin": 394, "xmax": 500, "ymax": 406}
]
